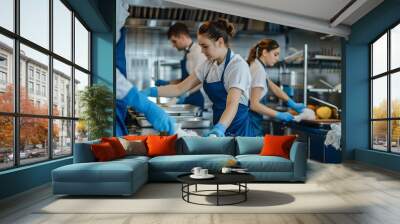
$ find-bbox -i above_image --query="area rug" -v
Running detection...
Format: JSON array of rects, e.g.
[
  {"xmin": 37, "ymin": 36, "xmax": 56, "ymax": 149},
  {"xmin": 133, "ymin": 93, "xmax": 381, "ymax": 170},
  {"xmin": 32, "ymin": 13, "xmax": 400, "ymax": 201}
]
[{"xmin": 37, "ymin": 183, "xmax": 362, "ymax": 214}]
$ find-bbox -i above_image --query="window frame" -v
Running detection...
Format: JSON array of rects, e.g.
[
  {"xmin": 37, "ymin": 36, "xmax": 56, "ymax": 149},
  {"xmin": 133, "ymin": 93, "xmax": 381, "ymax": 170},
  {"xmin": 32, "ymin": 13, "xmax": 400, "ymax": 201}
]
[
  {"xmin": 0, "ymin": 0, "xmax": 92, "ymax": 171},
  {"xmin": 370, "ymin": 19, "xmax": 400, "ymax": 154}
]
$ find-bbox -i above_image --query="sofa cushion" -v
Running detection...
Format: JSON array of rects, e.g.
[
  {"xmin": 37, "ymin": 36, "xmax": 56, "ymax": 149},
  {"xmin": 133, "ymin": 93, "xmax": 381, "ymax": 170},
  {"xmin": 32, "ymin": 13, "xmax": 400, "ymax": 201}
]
[
  {"xmin": 260, "ymin": 135, "xmax": 297, "ymax": 159},
  {"xmin": 178, "ymin": 136, "xmax": 235, "ymax": 155},
  {"xmin": 52, "ymin": 158, "xmax": 147, "ymax": 183},
  {"xmin": 147, "ymin": 135, "xmax": 178, "ymax": 157},
  {"xmin": 119, "ymin": 138, "xmax": 147, "ymax": 156},
  {"xmin": 101, "ymin": 137, "xmax": 127, "ymax": 158},
  {"xmin": 236, "ymin": 155, "xmax": 293, "ymax": 172},
  {"xmin": 235, "ymin": 137, "xmax": 263, "ymax": 155},
  {"xmin": 91, "ymin": 142, "xmax": 118, "ymax": 161},
  {"xmin": 148, "ymin": 154, "xmax": 235, "ymax": 172},
  {"xmin": 74, "ymin": 140, "xmax": 100, "ymax": 163}
]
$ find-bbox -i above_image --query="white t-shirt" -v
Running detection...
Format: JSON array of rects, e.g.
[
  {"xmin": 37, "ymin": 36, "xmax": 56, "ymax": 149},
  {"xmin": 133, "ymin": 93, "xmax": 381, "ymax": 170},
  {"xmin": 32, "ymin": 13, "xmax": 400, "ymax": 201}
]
[
  {"xmin": 184, "ymin": 42, "xmax": 212, "ymax": 108},
  {"xmin": 185, "ymin": 42, "xmax": 207, "ymax": 75},
  {"xmin": 249, "ymin": 59, "xmax": 269, "ymax": 99},
  {"xmin": 195, "ymin": 51, "xmax": 251, "ymax": 106}
]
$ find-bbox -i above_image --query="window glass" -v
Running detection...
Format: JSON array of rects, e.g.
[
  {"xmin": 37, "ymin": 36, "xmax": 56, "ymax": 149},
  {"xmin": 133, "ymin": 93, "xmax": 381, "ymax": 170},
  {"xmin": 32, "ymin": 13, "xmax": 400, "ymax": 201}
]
[
  {"xmin": 20, "ymin": 44, "xmax": 49, "ymax": 115},
  {"xmin": 20, "ymin": 0, "xmax": 49, "ymax": 49},
  {"xmin": 391, "ymin": 120, "xmax": 400, "ymax": 153},
  {"xmin": 372, "ymin": 77, "xmax": 387, "ymax": 119},
  {"xmin": 53, "ymin": 119, "xmax": 72, "ymax": 158},
  {"xmin": 53, "ymin": 59, "xmax": 72, "ymax": 116},
  {"xmin": 75, "ymin": 120, "xmax": 88, "ymax": 142},
  {"xmin": 53, "ymin": 0, "xmax": 72, "ymax": 60},
  {"xmin": 0, "ymin": 35, "xmax": 14, "ymax": 113},
  {"xmin": 372, "ymin": 33, "xmax": 387, "ymax": 76},
  {"xmin": 372, "ymin": 121, "xmax": 388, "ymax": 151},
  {"xmin": 391, "ymin": 24, "xmax": 400, "ymax": 70},
  {"xmin": 74, "ymin": 69, "xmax": 89, "ymax": 118},
  {"xmin": 20, "ymin": 117, "xmax": 49, "ymax": 165},
  {"xmin": 391, "ymin": 72, "xmax": 400, "ymax": 118},
  {"xmin": 0, "ymin": 0, "xmax": 14, "ymax": 31},
  {"xmin": 74, "ymin": 18, "xmax": 89, "ymax": 70},
  {"xmin": 0, "ymin": 116, "xmax": 13, "ymax": 170}
]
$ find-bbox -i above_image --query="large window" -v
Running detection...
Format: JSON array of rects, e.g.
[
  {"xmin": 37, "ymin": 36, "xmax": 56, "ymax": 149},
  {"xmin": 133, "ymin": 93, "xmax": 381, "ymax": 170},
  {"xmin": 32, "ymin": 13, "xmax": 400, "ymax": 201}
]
[
  {"xmin": 370, "ymin": 23, "xmax": 400, "ymax": 154},
  {"xmin": 0, "ymin": 0, "xmax": 91, "ymax": 171}
]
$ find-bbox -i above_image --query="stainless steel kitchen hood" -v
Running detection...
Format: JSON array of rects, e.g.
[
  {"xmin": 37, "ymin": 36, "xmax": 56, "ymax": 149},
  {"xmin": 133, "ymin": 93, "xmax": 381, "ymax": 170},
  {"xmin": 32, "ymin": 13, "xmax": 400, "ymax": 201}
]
[{"xmin": 126, "ymin": 5, "xmax": 288, "ymax": 34}]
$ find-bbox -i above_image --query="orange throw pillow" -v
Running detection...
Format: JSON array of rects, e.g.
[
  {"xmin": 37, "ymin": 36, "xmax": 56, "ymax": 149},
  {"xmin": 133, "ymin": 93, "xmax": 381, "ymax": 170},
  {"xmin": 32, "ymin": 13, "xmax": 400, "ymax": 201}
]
[
  {"xmin": 91, "ymin": 142, "xmax": 117, "ymax": 161},
  {"xmin": 146, "ymin": 135, "xmax": 178, "ymax": 157},
  {"xmin": 101, "ymin": 137, "xmax": 126, "ymax": 158},
  {"xmin": 260, "ymin": 135, "xmax": 297, "ymax": 159}
]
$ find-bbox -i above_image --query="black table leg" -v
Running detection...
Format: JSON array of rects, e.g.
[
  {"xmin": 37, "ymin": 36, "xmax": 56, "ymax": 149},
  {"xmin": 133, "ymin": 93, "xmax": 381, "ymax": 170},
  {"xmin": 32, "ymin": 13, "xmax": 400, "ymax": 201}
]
[
  {"xmin": 245, "ymin": 183, "xmax": 247, "ymax": 201},
  {"xmin": 217, "ymin": 184, "xmax": 219, "ymax": 206}
]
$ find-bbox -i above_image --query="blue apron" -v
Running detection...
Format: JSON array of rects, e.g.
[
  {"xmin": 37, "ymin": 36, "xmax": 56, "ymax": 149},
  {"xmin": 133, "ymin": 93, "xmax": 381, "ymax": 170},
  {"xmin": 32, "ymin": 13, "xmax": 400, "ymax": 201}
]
[
  {"xmin": 203, "ymin": 49, "xmax": 255, "ymax": 137},
  {"xmin": 115, "ymin": 27, "xmax": 129, "ymax": 136},
  {"xmin": 179, "ymin": 44, "xmax": 204, "ymax": 109},
  {"xmin": 249, "ymin": 59, "xmax": 270, "ymax": 136}
]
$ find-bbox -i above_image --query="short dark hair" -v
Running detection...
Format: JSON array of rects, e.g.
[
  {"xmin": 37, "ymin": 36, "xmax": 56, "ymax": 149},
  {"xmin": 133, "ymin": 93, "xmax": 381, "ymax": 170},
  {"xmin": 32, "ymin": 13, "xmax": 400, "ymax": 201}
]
[{"xmin": 167, "ymin": 22, "xmax": 190, "ymax": 39}]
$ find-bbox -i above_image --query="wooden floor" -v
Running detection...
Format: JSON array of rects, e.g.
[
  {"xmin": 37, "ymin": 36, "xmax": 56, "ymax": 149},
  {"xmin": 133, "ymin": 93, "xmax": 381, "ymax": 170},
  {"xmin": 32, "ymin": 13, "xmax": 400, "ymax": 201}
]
[{"xmin": 1, "ymin": 161, "xmax": 400, "ymax": 224}]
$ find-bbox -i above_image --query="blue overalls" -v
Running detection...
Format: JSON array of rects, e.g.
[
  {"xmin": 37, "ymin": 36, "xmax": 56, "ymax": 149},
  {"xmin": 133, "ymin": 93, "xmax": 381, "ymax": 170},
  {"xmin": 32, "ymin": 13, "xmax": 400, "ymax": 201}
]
[
  {"xmin": 203, "ymin": 49, "xmax": 255, "ymax": 137},
  {"xmin": 115, "ymin": 27, "xmax": 129, "ymax": 136},
  {"xmin": 249, "ymin": 59, "xmax": 270, "ymax": 136},
  {"xmin": 179, "ymin": 44, "xmax": 204, "ymax": 109}
]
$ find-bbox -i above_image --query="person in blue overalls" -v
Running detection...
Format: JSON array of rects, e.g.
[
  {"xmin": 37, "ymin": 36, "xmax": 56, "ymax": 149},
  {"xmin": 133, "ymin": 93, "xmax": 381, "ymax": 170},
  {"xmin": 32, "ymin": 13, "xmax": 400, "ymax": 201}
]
[
  {"xmin": 142, "ymin": 19, "xmax": 255, "ymax": 137},
  {"xmin": 115, "ymin": 21, "xmax": 175, "ymax": 136},
  {"xmin": 247, "ymin": 39, "xmax": 305, "ymax": 136},
  {"xmin": 155, "ymin": 23, "xmax": 207, "ymax": 109}
]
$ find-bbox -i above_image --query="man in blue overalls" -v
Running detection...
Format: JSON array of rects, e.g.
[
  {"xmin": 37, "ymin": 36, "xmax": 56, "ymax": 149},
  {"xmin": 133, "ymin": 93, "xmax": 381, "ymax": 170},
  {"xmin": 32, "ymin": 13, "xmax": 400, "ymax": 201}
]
[{"xmin": 155, "ymin": 23, "xmax": 207, "ymax": 110}]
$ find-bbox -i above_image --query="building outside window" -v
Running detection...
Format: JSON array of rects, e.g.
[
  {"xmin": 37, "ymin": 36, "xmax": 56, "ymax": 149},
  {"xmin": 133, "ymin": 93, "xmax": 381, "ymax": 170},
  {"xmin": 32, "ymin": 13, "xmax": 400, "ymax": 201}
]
[
  {"xmin": 370, "ymin": 23, "xmax": 400, "ymax": 154},
  {"xmin": 0, "ymin": 0, "xmax": 91, "ymax": 170},
  {"xmin": 28, "ymin": 81, "xmax": 34, "ymax": 94},
  {"xmin": 0, "ymin": 71, "xmax": 6, "ymax": 84},
  {"xmin": 28, "ymin": 66, "xmax": 34, "ymax": 79}
]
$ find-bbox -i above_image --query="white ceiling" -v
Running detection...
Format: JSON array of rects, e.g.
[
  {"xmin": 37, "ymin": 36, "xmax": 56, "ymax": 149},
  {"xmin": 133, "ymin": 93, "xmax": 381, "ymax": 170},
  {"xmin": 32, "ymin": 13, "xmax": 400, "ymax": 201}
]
[
  {"xmin": 165, "ymin": 0, "xmax": 384, "ymax": 38},
  {"xmin": 225, "ymin": 0, "xmax": 352, "ymax": 22}
]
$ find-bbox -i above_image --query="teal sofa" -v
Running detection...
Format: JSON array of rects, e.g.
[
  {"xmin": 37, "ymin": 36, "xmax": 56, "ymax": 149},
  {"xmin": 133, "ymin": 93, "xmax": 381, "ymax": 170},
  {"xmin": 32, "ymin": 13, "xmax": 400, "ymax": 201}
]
[{"xmin": 52, "ymin": 137, "xmax": 307, "ymax": 196}]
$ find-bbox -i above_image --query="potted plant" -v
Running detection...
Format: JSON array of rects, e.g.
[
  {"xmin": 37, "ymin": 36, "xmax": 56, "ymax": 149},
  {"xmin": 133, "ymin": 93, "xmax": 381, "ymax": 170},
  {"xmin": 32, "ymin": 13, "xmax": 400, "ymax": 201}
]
[{"xmin": 79, "ymin": 84, "xmax": 113, "ymax": 140}]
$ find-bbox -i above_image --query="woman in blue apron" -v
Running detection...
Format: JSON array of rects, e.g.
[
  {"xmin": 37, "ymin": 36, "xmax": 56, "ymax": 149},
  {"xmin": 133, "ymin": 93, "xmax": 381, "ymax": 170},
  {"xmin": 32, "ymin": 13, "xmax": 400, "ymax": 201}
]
[
  {"xmin": 142, "ymin": 19, "xmax": 255, "ymax": 137},
  {"xmin": 247, "ymin": 39, "xmax": 305, "ymax": 136}
]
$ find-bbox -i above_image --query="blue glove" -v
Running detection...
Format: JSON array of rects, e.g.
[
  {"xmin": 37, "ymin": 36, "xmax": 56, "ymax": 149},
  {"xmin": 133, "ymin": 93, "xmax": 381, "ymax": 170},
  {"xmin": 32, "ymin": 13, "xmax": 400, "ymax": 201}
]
[
  {"xmin": 120, "ymin": 87, "xmax": 175, "ymax": 135},
  {"xmin": 205, "ymin": 123, "xmax": 226, "ymax": 137},
  {"xmin": 275, "ymin": 112, "xmax": 294, "ymax": 122},
  {"xmin": 287, "ymin": 99, "xmax": 305, "ymax": 113},
  {"xmin": 147, "ymin": 104, "xmax": 176, "ymax": 135},
  {"xmin": 141, "ymin": 87, "xmax": 158, "ymax": 97},
  {"xmin": 176, "ymin": 92, "xmax": 189, "ymax": 104},
  {"xmin": 155, "ymin": 80, "xmax": 170, "ymax": 86}
]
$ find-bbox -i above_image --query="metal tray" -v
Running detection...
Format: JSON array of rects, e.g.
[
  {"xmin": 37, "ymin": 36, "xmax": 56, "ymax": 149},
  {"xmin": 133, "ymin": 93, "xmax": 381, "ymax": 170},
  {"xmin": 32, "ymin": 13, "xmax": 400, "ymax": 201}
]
[
  {"xmin": 136, "ymin": 117, "xmax": 211, "ymax": 129},
  {"xmin": 137, "ymin": 104, "xmax": 201, "ymax": 116}
]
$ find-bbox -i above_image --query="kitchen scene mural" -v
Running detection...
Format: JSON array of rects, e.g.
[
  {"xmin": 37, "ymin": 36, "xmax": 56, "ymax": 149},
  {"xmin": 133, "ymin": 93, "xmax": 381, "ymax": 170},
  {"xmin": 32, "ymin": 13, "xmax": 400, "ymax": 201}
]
[{"xmin": 117, "ymin": 0, "xmax": 343, "ymax": 162}]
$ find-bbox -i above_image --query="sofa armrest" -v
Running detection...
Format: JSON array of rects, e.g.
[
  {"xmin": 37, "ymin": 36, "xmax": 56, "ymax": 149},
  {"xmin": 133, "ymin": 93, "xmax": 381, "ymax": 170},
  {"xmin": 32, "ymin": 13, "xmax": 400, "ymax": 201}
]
[
  {"xmin": 289, "ymin": 141, "xmax": 307, "ymax": 181},
  {"xmin": 73, "ymin": 140, "xmax": 100, "ymax": 163}
]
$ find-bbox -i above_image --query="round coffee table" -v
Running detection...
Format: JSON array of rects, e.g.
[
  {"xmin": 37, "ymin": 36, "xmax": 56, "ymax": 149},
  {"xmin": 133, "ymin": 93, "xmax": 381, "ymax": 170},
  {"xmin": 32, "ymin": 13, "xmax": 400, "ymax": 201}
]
[{"xmin": 177, "ymin": 172, "xmax": 255, "ymax": 206}]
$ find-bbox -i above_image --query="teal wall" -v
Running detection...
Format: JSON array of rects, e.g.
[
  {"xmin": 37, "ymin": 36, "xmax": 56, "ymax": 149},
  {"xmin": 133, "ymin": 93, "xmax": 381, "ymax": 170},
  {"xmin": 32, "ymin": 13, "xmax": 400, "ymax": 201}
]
[
  {"xmin": 344, "ymin": 0, "xmax": 400, "ymax": 172},
  {"xmin": 0, "ymin": 0, "xmax": 115, "ymax": 200}
]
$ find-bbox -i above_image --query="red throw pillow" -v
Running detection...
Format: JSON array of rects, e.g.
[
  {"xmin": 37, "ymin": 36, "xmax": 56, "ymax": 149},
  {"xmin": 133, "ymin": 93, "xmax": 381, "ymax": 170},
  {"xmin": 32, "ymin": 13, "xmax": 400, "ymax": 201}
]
[
  {"xmin": 91, "ymin": 142, "xmax": 117, "ymax": 161},
  {"xmin": 146, "ymin": 135, "xmax": 178, "ymax": 157},
  {"xmin": 101, "ymin": 137, "xmax": 126, "ymax": 158},
  {"xmin": 260, "ymin": 135, "xmax": 297, "ymax": 159}
]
